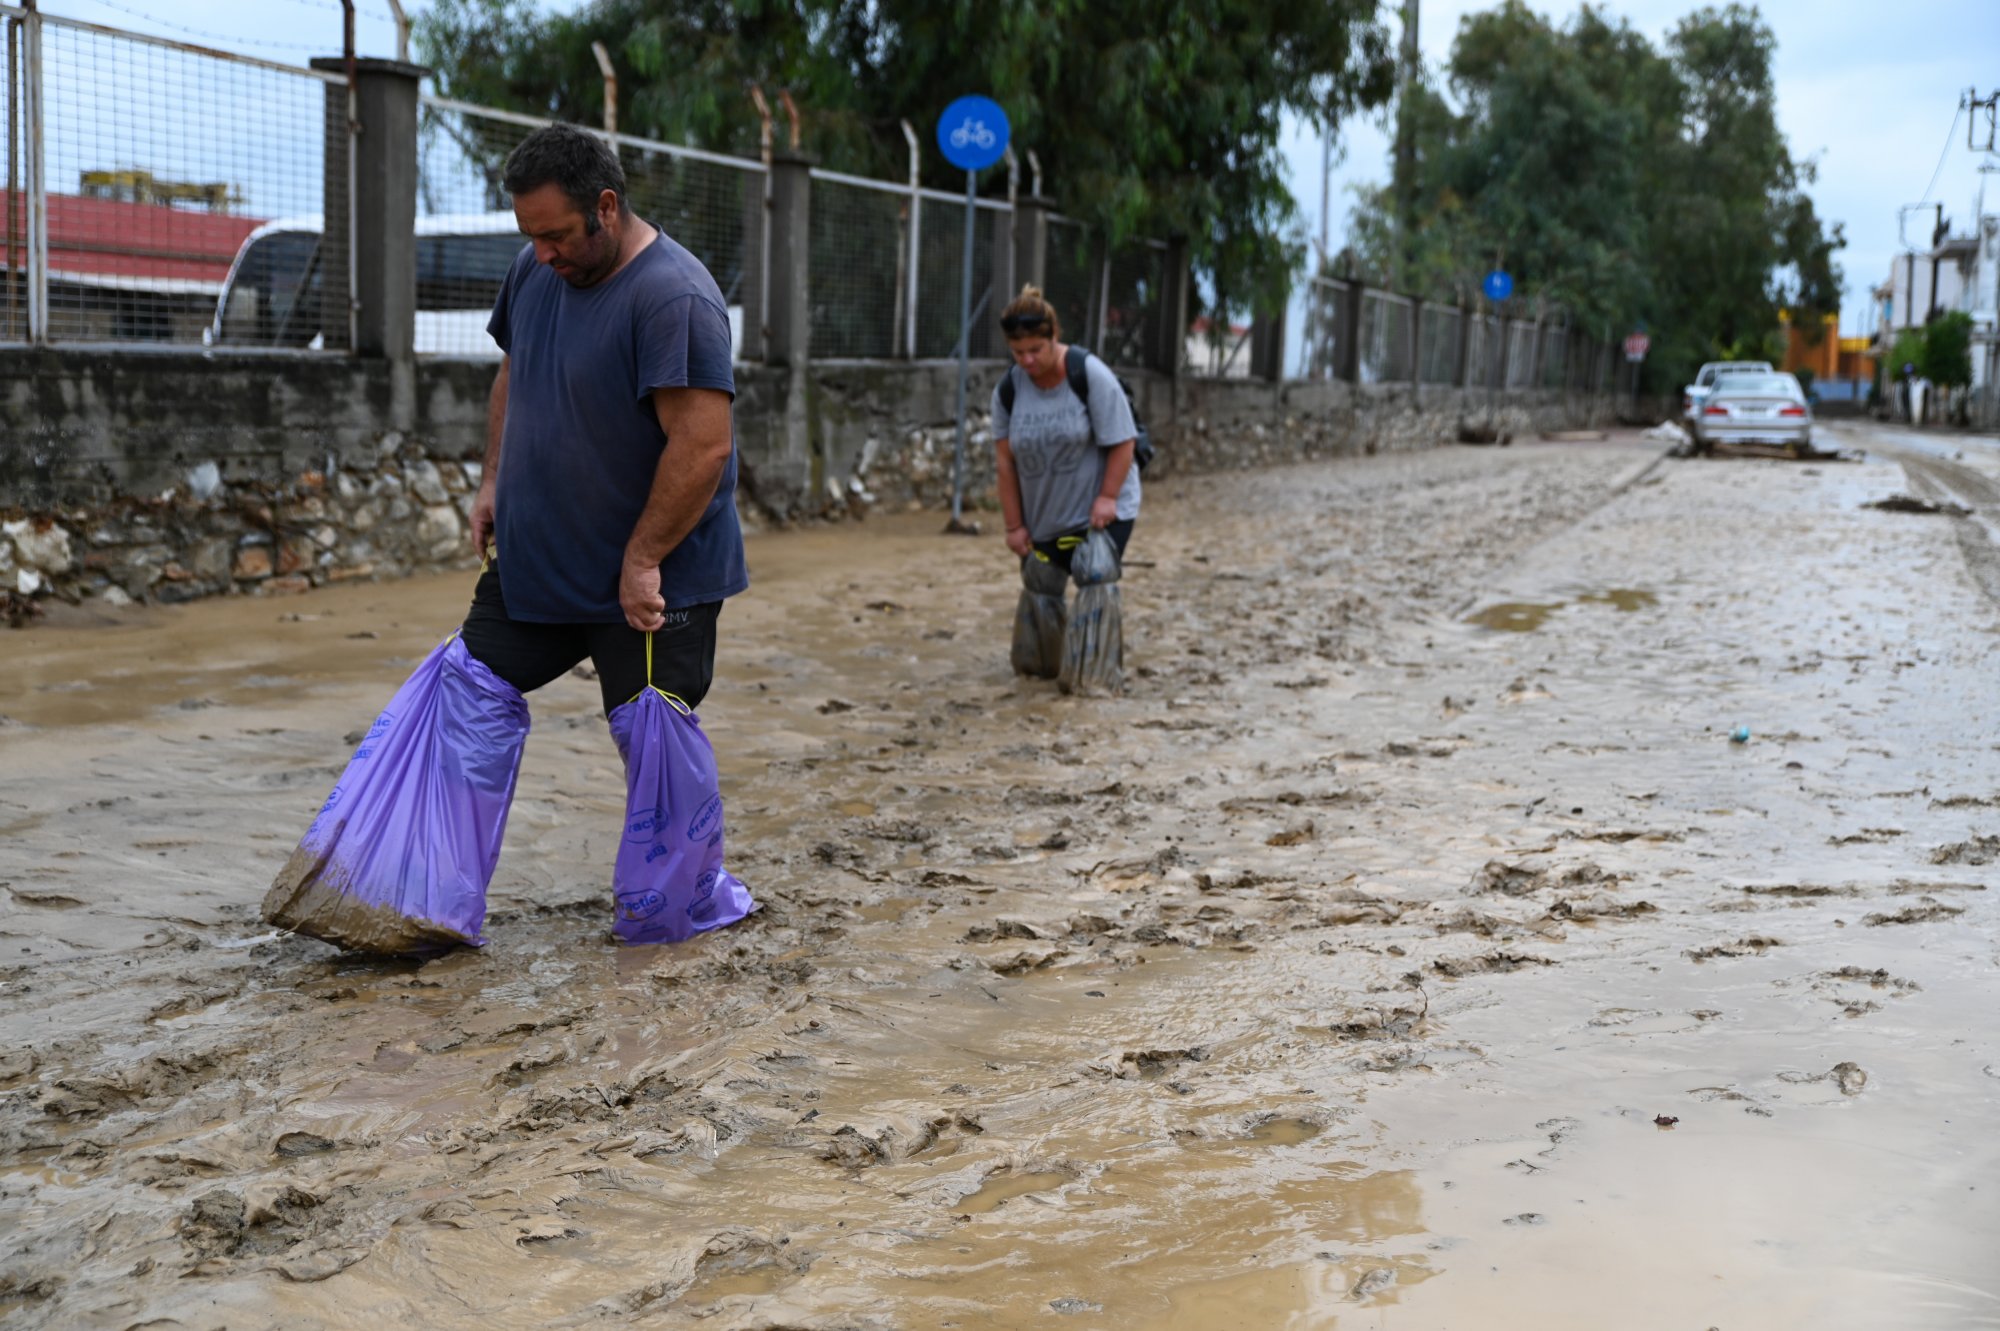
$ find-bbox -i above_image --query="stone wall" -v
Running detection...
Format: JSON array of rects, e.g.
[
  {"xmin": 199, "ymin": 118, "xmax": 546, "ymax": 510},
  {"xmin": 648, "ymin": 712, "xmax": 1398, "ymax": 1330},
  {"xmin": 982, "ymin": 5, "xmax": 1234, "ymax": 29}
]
[
  {"xmin": 0, "ymin": 347, "xmax": 1616, "ymax": 616},
  {"xmin": 809, "ymin": 360, "xmax": 1616, "ymax": 514}
]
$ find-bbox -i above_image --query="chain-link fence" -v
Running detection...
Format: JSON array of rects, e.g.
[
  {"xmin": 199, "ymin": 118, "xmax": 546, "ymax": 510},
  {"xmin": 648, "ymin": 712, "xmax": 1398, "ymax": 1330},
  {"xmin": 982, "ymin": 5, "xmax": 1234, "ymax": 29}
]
[
  {"xmin": 1291, "ymin": 276, "xmax": 1348, "ymax": 380},
  {"xmin": 1, "ymin": 7, "xmax": 1616, "ymax": 395},
  {"xmin": 1043, "ymin": 214, "xmax": 1093, "ymax": 350},
  {"xmin": 1505, "ymin": 320, "xmax": 1538, "ymax": 388},
  {"xmin": 2, "ymin": 8, "xmax": 337, "ymax": 347},
  {"xmin": 1357, "ymin": 289, "xmax": 1414, "ymax": 383},
  {"xmin": 413, "ymin": 97, "xmax": 763, "ymax": 359},
  {"xmin": 1097, "ymin": 240, "xmax": 1163, "ymax": 368},
  {"xmin": 910, "ymin": 190, "xmax": 1000, "ymax": 359},
  {"xmin": 1539, "ymin": 323, "xmax": 1567, "ymax": 389},
  {"xmin": 808, "ymin": 171, "xmax": 902, "ymax": 359},
  {"xmin": 1419, "ymin": 303, "xmax": 1460, "ymax": 384}
]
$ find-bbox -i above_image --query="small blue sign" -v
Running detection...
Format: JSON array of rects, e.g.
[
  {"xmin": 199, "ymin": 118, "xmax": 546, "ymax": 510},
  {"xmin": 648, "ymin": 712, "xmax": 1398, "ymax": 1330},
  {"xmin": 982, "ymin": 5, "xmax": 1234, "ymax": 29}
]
[
  {"xmin": 1482, "ymin": 270, "xmax": 1514, "ymax": 302},
  {"xmin": 937, "ymin": 95, "xmax": 1010, "ymax": 172}
]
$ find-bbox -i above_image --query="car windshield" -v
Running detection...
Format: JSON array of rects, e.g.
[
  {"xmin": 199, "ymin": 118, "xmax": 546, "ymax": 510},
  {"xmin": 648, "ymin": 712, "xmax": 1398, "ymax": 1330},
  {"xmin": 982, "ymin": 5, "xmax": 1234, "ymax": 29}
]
[{"xmin": 1713, "ymin": 374, "xmax": 1797, "ymax": 397}]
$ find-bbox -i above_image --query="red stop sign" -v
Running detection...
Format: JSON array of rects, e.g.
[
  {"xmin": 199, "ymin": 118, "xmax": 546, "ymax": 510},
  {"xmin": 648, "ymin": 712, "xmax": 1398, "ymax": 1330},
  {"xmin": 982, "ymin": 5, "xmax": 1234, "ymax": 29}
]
[{"xmin": 1623, "ymin": 332, "xmax": 1650, "ymax": 361}]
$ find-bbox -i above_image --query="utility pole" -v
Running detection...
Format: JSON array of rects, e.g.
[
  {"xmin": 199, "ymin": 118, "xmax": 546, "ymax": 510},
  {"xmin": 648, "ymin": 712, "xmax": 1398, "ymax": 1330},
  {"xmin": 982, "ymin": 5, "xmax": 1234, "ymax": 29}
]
[
  {"xmin": 1897, "ymin": 202, "xmax": 1942, "ymax": 330},
  {"xmin": 1392, "ymin": 0, "xmax": 1419, "ymax": 291},
  {"xmin": 1968, "ymin": 87, "xmax": 1997, "ymax": 153},
  {"xmin": 1318, "ymin": 125, "xmax": 1331, "ymax": 274}
]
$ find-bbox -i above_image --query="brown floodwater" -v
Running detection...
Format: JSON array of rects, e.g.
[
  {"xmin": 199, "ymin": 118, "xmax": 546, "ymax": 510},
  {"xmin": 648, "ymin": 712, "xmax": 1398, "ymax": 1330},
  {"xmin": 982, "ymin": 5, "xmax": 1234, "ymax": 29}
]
[{"xmin": 2, "ymin": 429, "xmax": 1998, "ymax": 1329}]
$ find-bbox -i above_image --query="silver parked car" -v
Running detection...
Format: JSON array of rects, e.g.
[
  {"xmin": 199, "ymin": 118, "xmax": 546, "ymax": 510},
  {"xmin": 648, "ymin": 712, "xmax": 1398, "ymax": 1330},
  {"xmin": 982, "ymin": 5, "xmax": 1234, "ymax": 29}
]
[
  {"xmin": 1691, "ymin": 371, "xmax": 1812, "ymax": 455},
  {"xmin": 1682, "ymin": 360, "xmax": 1774, "ymax": 423}
]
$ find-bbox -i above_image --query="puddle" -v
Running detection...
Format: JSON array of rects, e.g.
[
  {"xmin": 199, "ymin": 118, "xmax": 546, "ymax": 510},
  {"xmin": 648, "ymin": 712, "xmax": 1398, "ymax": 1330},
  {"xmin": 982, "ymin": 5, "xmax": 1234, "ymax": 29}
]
[
  {"xmin": 1464, "ymin": 601, "xmax": 1562, "ymax": 632},
  {"xmin": 1576, "ymin": 587, "xmax": 1658, "ymax": 611},
  {"xmin": 957, "ymin": 1170, "xmax": 1071, "ymax": 1215},
  {"xmin": 855, "ymin": 897, "xmax": 920, "ymax": 922},
  {"xmin": 688, "ymin": 1265, "xmax": 795, "ymax": 1300},
  {"xmin": 1466, "ymin": 588, "xmax": 1656, "ymax": 631},
  {"xmin": 1243, "ymin": 1117, "xmax": 1323, "ymax": 1145}
]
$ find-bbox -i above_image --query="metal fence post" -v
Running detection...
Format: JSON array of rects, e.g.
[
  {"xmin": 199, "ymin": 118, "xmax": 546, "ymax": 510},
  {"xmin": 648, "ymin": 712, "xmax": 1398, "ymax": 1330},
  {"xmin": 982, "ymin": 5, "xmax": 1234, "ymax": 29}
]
[
  {"xmin": 1407, "ymin": 297, "xmax": 1423, "ymax": 389},
  {"xmin": 766, "ymin": 151, "xmax": 813, "ymax": 368},
  {"xmin": 901, "ymin": 120, "xmax": 920, "ymax": 360},
  {"xmin": 1152, "ymin": 235, "xmax": 1190, "ymax": 376},
  {"xmin": 22, "ymin": 0, "xmax": 46, "ymax": 344},
  {"xmin": 1089, "ymin": 242, "xmax": 1109, "ymax": 353},
  {"xmin": 1455, "ymin": 299, "xmax": 1472, "ymax": 388},
  {"xmin": 1249, "ymin": 291, "xmax": 1287, "ymax": 382},
  {"xmin": 1012, "ymin": 193, "xmax": 1050, "ymax": 292},
  {"xmin": 1338, "ymin": 275, "xmax": 1364, "ymax": 383},
  {"xmin": 6, "ymin": 13, "xmax": 21, "ymax": 341}
]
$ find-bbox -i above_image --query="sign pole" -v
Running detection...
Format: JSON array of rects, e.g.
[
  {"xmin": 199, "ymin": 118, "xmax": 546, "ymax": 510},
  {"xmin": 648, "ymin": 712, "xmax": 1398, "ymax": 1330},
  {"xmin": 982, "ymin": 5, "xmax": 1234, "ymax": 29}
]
[
  {"xmin": 935, "ymin": 93, "xmax": 1009, "ymax": 535},
  {"xmin": 950, "ymin": 165, "xmax": 977, "ymax": 527}
]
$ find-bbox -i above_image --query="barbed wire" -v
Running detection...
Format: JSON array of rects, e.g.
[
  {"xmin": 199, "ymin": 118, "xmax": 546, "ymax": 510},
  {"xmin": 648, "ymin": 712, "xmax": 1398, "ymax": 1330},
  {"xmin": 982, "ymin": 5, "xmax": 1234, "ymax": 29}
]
[{"xmin": 57, "ymin": 0, "xmax": 404, "ymax": 57}]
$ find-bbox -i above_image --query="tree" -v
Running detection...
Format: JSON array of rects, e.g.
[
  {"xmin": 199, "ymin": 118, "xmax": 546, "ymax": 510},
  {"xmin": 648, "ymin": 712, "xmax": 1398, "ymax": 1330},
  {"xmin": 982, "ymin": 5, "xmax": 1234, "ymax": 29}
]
[
  {"xmin": 1917, "ymin": 311, "xmax": 1973, "ymax": 389},
  {"xmin": 1346, "ymin": 2, "xmax": 1843, "ymax": 390},
  {"xmin": 415, "ymin": 0, "xmax": 1398, "ymax": 314}
]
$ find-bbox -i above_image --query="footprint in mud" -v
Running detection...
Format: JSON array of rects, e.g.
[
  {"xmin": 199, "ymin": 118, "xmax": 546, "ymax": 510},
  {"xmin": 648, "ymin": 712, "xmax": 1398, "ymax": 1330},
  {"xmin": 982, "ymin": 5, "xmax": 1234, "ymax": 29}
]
[
  {"xmin": 1240, "ymin": 1114, "xmax": 1325, "ymax": 1145},
  {"xmin": 1737, "ymin": 883, "xmax": 1853, "ymax": 900},
  {"xmin": 1103, "ymin": 1046, "xmax": 1211, "ymax": 1080},
  {"xmin": 1684, "ymin": 936, "xmax": 1783, "ymax": 961},
  {"xmin": 810, "ymin": 1112, "xmax": 982, "ymax": 1168},
  {"xmin": 1430, "ymin": 950, "xmax": 1554, "ymax": 978},
  {"xmin": 956, "ymin": 1167, "xmax": 1073, "ymax": 1215},
  {"xmin": 1050, "ymin": 1296, "xmax": 1104, "ymax": 1314},
  {"xmin": 680, "ymin": 1230, "xmax": 811, "ymax": 1304},
  {"xmin": 1862, "ymin": 902, "xmax": 1965, "ymax": 926},
  {"xmin": 1930, "ymin": 835, "xmax": 2000, "ymax": 866},
  {"xmin": 1688, "ymin": 1085, "xmax": 1774, "ymax": 1116},
  {"xmin": 1777, "ymin": 1061, "xmax": 1868, "ymax": 1098},
  {"xmin": 1820, "ymin": 967, "xmax": 1921, "ymax": 993}
]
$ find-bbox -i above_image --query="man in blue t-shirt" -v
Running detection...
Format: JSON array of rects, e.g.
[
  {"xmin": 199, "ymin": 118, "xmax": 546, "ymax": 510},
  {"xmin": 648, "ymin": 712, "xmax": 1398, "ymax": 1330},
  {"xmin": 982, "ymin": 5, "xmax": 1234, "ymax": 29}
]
[{"xmin": 461, "ymin": 123, "xmax": 748, "ymax": 713}]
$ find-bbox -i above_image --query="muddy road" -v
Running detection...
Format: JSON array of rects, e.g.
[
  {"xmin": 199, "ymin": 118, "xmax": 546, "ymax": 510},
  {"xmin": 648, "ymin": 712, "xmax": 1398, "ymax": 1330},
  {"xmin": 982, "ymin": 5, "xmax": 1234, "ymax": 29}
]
[{"xmin": 3, "ymin": 427, "xmax": 1997, "ymax": 1329}]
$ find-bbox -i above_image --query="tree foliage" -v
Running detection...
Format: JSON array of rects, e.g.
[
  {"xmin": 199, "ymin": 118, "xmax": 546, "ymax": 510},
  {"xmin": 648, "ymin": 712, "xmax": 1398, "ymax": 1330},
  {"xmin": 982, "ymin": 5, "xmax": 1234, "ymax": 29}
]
[
  {"xmin": 416, "ymin": 0, "xmax": 1396, "ymax": 309},
  {"xmin": 1916, "ymin": 310, "xmax": 1973, "ymax": 389},
  {"xmin": 1347, "ymin": 1, "xmax": 1843, "ymax": 388}
]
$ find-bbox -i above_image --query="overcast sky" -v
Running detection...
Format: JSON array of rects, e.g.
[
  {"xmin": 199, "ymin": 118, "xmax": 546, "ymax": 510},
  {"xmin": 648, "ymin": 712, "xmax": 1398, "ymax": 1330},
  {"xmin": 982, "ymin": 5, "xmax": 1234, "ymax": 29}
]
[
  {"xmin": 1279, "ymin": 0, "xmax": 2000, "ymax": 336},
  {"xmin": 45, "ymin": 0, "xmax": 2000, "ymax": 335}
]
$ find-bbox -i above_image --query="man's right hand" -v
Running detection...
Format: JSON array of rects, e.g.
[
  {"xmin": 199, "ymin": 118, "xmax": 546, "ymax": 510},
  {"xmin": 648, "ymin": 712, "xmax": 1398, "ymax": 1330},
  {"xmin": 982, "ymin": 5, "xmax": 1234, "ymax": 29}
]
[
  {"xmin": 1005, "ymin": 525, "xmax": 1032, "ymax": 558},
  {"xmin": 469, "ymin": 479, "xmax": 497, "ymax": 560}
]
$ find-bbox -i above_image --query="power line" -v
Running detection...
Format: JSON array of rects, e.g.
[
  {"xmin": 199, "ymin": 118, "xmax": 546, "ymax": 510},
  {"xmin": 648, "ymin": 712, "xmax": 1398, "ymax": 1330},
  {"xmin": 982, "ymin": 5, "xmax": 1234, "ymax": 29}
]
[{"xmin": 1919, "ymin": 104, "xmax": 1962, "ymax": 204}]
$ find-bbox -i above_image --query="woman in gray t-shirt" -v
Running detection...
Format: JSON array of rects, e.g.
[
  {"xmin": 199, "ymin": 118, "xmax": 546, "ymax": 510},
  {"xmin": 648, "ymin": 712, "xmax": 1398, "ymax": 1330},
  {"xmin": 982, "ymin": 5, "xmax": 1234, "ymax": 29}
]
[
  {"xmin": 990, "ymin": 285, "xmax": 1139, "ymax": 691},
  {"xmin": 990, "ymin": 286, "xmax": 1141, "ymax": 566}
]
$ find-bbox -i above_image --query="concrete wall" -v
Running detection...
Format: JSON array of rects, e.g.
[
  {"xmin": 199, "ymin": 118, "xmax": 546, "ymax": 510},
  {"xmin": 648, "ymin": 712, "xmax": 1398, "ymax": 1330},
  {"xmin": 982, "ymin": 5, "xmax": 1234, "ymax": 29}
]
[{"xmin": 0, "ymin": 347, "xmax": 1615, "ymax": 610}]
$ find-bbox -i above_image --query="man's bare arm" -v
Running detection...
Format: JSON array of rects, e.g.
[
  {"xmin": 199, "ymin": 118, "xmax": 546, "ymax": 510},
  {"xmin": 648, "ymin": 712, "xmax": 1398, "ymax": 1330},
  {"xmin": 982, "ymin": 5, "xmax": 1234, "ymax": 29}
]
[
  {"xmin": 618, "ymin": 386, "xmax": 735, "ymax": 631},
  {"xmin": 469, "ymin": 356, "xmax": 508, "ymax": 558}
]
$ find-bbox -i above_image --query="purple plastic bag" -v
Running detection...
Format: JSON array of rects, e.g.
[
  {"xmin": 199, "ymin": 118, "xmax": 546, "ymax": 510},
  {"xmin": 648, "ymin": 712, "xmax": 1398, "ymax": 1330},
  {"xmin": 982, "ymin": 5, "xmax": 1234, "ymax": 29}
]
[
  {"xmin": 606, "ymin": 682, "xmax": 757, "ymax": 945},
  {"xmin": 261, "ymin": 635, "xmax": 529, "ymax": 954}
]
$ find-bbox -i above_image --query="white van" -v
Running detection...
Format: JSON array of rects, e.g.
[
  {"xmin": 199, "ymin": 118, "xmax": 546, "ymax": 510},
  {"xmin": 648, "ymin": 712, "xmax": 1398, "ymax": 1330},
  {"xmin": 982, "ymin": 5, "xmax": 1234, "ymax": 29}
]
[
  {"xmin": 208, "ymin": 212, "xmax": 743, "ymax": 358},
  {"xmin": 207, "ymin": 212, "xmax": 521, "ymax": 358}
]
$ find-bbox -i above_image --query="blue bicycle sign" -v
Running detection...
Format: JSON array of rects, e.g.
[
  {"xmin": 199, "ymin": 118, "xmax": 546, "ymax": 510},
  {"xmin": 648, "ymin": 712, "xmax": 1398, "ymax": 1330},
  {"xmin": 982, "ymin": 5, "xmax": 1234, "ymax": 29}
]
[
  {"xmin": 949, "ymin": 118, "xmax": 996, "ymax": 151},
  {"xmin": 937, "ymin": 95, "xmax": 1010, "ymax": 172}
]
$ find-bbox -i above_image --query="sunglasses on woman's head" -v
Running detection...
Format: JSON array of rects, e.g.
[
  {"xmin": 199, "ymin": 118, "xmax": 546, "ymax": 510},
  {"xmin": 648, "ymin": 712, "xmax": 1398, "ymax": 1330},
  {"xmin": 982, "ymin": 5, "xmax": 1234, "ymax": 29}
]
[{"xmin": 1000, "ymin": 314, "xmax": 1052, "ymax": 335}]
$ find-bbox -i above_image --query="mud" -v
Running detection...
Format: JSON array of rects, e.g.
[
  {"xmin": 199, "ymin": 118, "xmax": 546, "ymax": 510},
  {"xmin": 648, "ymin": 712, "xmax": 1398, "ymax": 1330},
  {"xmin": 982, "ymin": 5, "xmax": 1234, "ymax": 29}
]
[{"xmin": 2, "ymin": 425, "xmax": 1998, "ymax": 1328}]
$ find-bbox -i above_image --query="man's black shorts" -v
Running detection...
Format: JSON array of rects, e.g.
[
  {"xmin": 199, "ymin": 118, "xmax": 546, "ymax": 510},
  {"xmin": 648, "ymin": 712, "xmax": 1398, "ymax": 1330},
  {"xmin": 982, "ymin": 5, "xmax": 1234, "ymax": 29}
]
[{"xmin": 460, "ymin": 567, "xmax": 720, "ymax": 714}]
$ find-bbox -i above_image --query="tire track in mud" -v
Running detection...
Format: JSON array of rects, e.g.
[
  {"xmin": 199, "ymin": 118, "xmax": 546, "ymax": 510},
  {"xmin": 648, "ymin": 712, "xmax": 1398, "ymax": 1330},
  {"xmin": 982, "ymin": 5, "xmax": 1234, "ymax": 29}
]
[{"xmin": 1876, "ymin": 443, "xmax": 2000, "ymax": 609}]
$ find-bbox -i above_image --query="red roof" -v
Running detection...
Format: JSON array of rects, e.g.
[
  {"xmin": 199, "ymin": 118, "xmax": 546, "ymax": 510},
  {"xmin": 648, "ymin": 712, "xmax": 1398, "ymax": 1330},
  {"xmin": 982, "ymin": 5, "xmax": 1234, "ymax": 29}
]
[{"xmin": 0, "ymin": 191, "xmax": 264, "ymax": 288}]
